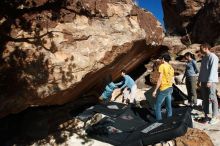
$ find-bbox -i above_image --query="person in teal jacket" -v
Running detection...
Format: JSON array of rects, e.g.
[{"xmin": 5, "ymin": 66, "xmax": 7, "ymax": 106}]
[{"xmin": 99, "ymin": 75, "xmax": 117, "ymax": 103}]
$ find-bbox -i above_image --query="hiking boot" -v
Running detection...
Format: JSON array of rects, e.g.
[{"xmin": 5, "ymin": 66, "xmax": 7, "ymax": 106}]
[
  {"xmin": 209, "ymin": 117, "xmax": 219, "ymax": 125},
  {"xmin": 200, "ymin": 117, "xmax": 210, "ymax": 124},
  {"xmin": 189, "ymin": 103, "xmax": 194, "ymax": 108},
  {"xmin": 125, "ymin": 99, "xmax": 130, "ymax": 104},
  {"xmin": 128, "ymin": 103, "xmax": 135, "ymax": 108}
]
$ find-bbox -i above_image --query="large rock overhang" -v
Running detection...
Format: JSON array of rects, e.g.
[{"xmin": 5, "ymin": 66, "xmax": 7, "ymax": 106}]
[
  {"xmin": 40, "ymin": 40, "xmax": 162, "ymax": 105},
  {"xmin": 0, "ymin": 0, "xmax": 164, "ymax": 118}
]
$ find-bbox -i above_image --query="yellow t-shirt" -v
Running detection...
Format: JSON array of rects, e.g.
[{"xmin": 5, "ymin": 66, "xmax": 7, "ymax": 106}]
[{"xmin": 158, "ymin": 63, "xmax": 174, "ymax": 91}]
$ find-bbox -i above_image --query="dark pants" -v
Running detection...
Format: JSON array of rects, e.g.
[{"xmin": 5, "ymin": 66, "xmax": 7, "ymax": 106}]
[
  {"xmin": 185, "ymin": 76, "xmax": 197, "ymax": 104},
  {"xmin": 201, "ymin": 82, "xmax": 218, "ymax": 117}
]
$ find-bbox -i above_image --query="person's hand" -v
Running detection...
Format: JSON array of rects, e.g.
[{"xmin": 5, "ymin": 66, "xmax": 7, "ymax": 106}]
[
  {"xmin": 207, "ymin": 82, "xmax": 212, "ymax": 88},
  {"xmin": 152, "ymin": 90, "xmax": 157, "ymax": 98},
  {"xmin": 115, "ymin": 88, "xmax": 121, "ymax": 93}
]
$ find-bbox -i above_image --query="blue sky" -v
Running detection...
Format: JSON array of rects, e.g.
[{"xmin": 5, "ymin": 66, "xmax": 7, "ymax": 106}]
[{"xmin": 135, "ymin": 0, "xmax": 164, "ymax": 26}]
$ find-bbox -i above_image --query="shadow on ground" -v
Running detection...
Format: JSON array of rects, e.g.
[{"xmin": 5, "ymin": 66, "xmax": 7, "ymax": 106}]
[{"xmin": 0, "ymin": 96, "xmax": 98, "ymax": 146}]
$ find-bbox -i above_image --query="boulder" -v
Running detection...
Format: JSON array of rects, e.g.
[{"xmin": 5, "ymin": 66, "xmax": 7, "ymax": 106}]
[
  {"xmin": 211, "ymin": 45, "xmax": 220, "ymax": 59},
  {"xmin": 192, "ymin": 2, "xmax": 220, "ymax": 45},
  {"xmin": 170, "ymin": 61, "xmax": 186, "ymax": 76},
  {"xmin": 0, "ymin": 0, "xmax": 164, "ymax": 118},
  {"xmin": 175, "ymin": 128, "xmax": 214, "ymax": 146},
  {"xmin": 162, "ymin": 36, "xmax": 187, "ymax": 54},
  {"xmin": 162, "ymin": 0, "xmax": 220, "ymax": 44},
  {"xmin": 162, "ymin": 0, "xmax": 206, "ymax": 35}
]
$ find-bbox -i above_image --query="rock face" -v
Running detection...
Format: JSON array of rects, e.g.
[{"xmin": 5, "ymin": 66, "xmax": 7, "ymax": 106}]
[
  {"xmin": 162, "ymin": 36, "xmax": 186, "ymax": 55},
  {"xmin": 175, "ymin": 128, "xmax": 214, "ymax": 146},
  {"xmin": 211, "ymin": 45, "xmax": 220, "ymax": 59},
  {"xmin": 0, "ymin": 0, "xmax": 164, "ymax": 118},
  {"xmin": 162, "ymin": 0, "xmax": 220, "ymax": 45}
]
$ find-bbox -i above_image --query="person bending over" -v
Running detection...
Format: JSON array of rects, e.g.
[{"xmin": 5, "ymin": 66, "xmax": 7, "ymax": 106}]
[
  {"xmin": 99, "ymin": 75, "xmax": 117, "ymax": 104},
  {"xmin": 115, "ymin": 69, "xmax": 137, "ymax": 104}
]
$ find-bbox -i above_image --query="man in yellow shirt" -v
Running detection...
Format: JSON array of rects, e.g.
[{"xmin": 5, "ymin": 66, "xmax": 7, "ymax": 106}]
[{"xmin": 152, "ymin": 54, "xmax": 174, "ymax": 120}]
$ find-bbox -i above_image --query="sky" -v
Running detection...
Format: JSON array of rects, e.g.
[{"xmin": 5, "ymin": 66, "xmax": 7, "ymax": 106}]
[{"xmin": 135, "ymin": 0, "xmax": 164, "ymax": 26}]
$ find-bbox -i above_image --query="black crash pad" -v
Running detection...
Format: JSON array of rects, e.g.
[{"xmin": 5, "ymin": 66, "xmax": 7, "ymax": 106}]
[{"xmin": 86, "ymin": 104, "xmax": 192, "ymax": 146}]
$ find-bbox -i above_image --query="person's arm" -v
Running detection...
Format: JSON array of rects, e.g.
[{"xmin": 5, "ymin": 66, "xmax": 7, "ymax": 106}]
[
  {"xmin": 192, "ymin": 60, "xmax": 199, "ymax": 74},
  {"xmin": 120, "ymin": 77, "xmax": 128, "ymax": 89},
  {"xmin": 152, "ymin": 65, "xmax": 163, "ymax": 97},
  {"xmin": 182, "ymin": 68, "xmax": 186, "ymax": 83},
  {"xmin": 152, "ymin": 72, "xmax": 162, "ymax": 97},
  {"xmin": 207, "ymin": 56, "xmax": 219, "ymax": 87},
  {"xmin": 197, "ymin": 61, "xmax": 202, "ymax": 87},
  {"xmin": 197, "ymin": 76, "xmax": 201, "ymax": 87},
  {"xmin": 114, "ymin": 81, "xmax": 123, "ymax": 86},
  {"xmin": 181, "ymin": 63, "xmax": 187, "ymax": 83}
]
